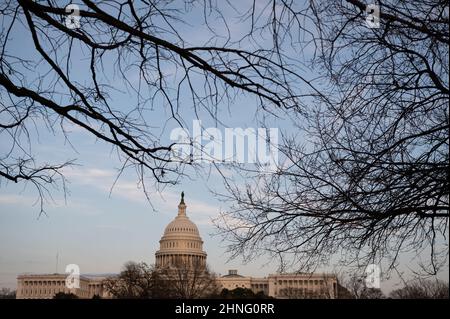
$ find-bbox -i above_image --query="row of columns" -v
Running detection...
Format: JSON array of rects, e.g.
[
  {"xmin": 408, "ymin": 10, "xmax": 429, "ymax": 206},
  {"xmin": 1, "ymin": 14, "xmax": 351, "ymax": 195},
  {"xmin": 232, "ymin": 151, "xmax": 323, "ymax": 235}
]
[
  {"xmin": 156, "ymin": 253, "xmax": 206, "ymax": 267},
  {"xmin": 22, "ymin": 280, "xmax": 65, "ymax": 286}
]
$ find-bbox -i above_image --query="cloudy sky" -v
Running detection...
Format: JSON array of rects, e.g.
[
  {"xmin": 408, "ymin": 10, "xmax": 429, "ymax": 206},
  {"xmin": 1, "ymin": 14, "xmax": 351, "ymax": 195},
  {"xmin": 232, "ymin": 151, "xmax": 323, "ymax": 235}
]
[
  {"xmin": 0, "ymin": 0, "xmax": 448, "ymax": 294},
  {"xmin": 0, "ymin": 111, "xmax": 284, "ymax": 288},
  {"xmin": 0, "ymin": 0, "xmax": 283, "ymax": 289}
]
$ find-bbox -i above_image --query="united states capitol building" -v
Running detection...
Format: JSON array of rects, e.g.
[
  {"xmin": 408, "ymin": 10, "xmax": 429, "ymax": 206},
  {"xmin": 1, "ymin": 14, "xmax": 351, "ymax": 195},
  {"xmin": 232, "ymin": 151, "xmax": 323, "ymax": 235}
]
[{"xmin": 16, "ymin": 193, "xmax": 338, "ymax": 299}]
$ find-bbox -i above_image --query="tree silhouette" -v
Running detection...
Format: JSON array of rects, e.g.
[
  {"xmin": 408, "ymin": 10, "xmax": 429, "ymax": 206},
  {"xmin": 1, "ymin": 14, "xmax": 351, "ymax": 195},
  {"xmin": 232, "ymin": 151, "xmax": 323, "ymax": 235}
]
[
  {"xmin": 390, "ymin": 279, "xmax": 449, "ymax": 299},
  {"xmin": 0, "ymin": 0, "xmax": 312, "ymax": 213},
  {"xmin": 1, "ymin": 0, "xmax": 448, "ymax": 279},
  {"xmin": 53, "ymin": 292, "xmax": 78, "ymax": 299},
  {"xmin": 215, "ymin": 0, "xmax": 448, "ymax": 277}
]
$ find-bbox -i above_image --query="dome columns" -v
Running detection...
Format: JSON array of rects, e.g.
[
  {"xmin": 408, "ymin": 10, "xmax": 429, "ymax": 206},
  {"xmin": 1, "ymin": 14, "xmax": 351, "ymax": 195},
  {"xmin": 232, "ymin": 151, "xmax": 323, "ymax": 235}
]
[{"xmin": 155, "ymin": 252, "xmax": 207, "ymax": 268}]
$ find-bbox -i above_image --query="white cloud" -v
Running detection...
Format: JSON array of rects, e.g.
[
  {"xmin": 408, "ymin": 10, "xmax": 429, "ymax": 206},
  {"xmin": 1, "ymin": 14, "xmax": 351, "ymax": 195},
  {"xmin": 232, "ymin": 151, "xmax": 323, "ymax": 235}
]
[
  {"xmin": 213, "ymin": 213, "xmax": 254, "ymax": 231},
  {"xmin": 61, "ymin": 166, "xmax": 219, "ymax": 224},
  {"xmin": 150, "ymin": 190, "xmax": 219, "ymax": 226},
  {"xmin": 0, "ymin": 194, "xmax": 67, "ymax": 208},
  {"xmin": 63, "ymin": 167, "xmax": 115, "ymax": 182},
  {"xmin": 0, "ymin": 194, "xmax": 36, "ymax": 205}
]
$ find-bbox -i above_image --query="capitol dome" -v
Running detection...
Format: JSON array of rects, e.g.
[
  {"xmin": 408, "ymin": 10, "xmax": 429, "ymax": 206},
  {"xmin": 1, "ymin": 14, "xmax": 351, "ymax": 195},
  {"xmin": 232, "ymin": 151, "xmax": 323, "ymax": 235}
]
[{"xmin": 155, "ymin": 192, "xmax": 207, "ymax": 269}]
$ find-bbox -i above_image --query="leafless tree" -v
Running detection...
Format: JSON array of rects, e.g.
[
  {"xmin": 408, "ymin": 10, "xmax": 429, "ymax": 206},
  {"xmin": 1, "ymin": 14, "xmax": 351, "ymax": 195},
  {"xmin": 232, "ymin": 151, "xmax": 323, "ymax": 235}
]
[
  {"xmin": 342, "ymin": 274, "xmax": 385, "ymax": 299},
  {"xmin": 158, "ymin": 258, "xmax": 219, "ymax": 299},
  {"xmin": 278, "ymin": 287, "xmax": 303, "ymax": 299},
  {"xmin": 215, "ymin": 0, "xmax": 449, "ymax": 277},
  {"xmin": 104, "ymin": 261, "xmax": 167, "ymax": 298},
  {"xmin": 0, "ymin": 287, "xmax": 16, "ymax": 299},
  {"xmin": 0, "ymin": 0, "xmax": 313, "ymax": 214},
  {"xmin": 105, "ymin": 260, "xmax": 218, "ymax": 299},
  {"xmin": 390, "ymin": 279, "xmax": 449, "ymax": 299},
  {"xmin": 2, "ymin": 0, "xmax": 447, "ymax": 281}
]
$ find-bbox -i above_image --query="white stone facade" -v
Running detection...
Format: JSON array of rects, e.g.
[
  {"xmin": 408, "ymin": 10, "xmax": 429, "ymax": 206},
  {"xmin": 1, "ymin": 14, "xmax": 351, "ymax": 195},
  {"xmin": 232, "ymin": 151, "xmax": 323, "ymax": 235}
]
[
  {"xmin": 16, "ymin": 274, "xmax": 108, "ymax": 299},
  {"xmin": 217, "ymin": 270, "xmax": 338, "ymax": 299}
]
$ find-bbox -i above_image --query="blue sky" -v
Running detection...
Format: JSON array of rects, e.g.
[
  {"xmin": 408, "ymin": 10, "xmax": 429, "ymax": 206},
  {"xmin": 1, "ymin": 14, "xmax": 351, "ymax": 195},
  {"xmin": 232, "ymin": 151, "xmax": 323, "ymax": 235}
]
[
  {"xmin": 0, "ymin": 107, "xmax": 283, "ymax": 288},
  {"xmin": 0, "ymin": 0, "xmax": 286, "ymax": 289},
  {"xmin": 0, "ymin": 0, "xmax": 448, "ymax": 294}
]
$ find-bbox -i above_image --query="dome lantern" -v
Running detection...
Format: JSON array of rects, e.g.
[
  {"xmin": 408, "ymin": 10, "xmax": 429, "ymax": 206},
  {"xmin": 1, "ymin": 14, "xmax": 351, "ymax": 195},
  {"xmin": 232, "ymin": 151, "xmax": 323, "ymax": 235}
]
[
  {"xmin": 155, "ymin": 192, "xmax": 207, "ymax": 269},
  {"xmin": 178, "ymin": 191, "xmax": 186, "ymax": 216}
]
